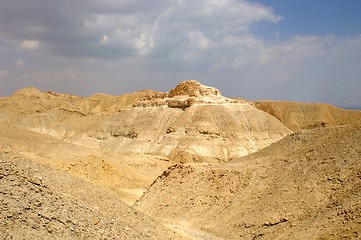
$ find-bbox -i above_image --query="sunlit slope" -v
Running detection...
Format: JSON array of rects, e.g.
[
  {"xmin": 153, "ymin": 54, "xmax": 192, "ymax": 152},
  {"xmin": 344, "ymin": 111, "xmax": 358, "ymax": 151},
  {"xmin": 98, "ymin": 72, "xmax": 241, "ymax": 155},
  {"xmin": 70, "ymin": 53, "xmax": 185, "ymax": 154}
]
[
  {"xmin": 135, "ymin": 121, "xmax": 361, "ymax": 239},
  {"xmin": 253, "ymin": 100, "xmax": 361, "ymax": 131}
]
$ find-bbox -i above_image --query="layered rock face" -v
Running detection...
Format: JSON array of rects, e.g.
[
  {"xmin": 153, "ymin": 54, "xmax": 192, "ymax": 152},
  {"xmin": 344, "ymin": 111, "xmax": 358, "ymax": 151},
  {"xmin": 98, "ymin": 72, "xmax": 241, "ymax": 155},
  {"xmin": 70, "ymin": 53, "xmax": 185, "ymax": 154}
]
[{"xmin": 69, "ymin": 80, "xmax": 292, "ymax": 162}]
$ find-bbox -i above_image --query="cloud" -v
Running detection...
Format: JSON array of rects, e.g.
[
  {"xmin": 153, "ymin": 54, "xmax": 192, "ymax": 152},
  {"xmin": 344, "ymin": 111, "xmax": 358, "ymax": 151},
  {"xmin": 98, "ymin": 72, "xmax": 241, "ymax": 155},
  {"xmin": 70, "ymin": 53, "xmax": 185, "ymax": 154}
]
[
  {"xmin": 187, "ymin": 31, "xmax": 211, "ymax": 50},
  {"xmin": 100, "ymin": 35, "xmax": 109, "ymax": 44},
  {"xmin": 141, "ymin": 0, "xmax": 281, "ymax": 68},
  {"xmin": 20, "ymin": 40, "xmax": 40, "ymax": 50},
  {"xmin": 220, "ymin": 34, "xmax": 361, "ymax": 102},
  {"xmin": 0, "ymin": 69, "xmax": 9, "ymax": 77},
  {"xmin": 0, "ymin": 0, "xmax": 280, "ymax": 60},
  {"xmin": 16, "ymin": 59, "xmax": 24, "ymax": 67},
  {"xmin": 0, "ymin": 0, "xmax": 360, "ymax": 105}
]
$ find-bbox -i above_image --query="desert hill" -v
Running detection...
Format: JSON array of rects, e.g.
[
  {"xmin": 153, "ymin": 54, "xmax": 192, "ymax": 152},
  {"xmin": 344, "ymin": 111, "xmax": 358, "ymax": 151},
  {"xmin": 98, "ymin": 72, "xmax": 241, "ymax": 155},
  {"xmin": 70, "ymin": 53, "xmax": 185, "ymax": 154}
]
[
  {"xmin": 1, "ymin": 80, "xmax": 361, "ymax": 239},
  {"xmin": 0, "ymin": 87, "xmax": 159, "ymax": 139},
  {"xmin": 253, "ymin": 100, "xmax": 361, "ymax": 131},
  {"xmin": 135, "ymin": 121, "xmax": 361, "ymax": 239},
  {"xmin": 0, "ymin": 123, "xmax": 172, "ymax": 205},
  {"xmin": 0, "ymin": 80, "xmax": 292, "ymax": 162}
]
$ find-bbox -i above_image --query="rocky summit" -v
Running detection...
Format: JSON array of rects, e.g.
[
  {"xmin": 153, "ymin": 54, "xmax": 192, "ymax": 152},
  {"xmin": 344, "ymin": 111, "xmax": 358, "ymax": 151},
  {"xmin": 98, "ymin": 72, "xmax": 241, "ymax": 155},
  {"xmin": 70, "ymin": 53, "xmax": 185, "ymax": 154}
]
[
  {"xmin": 134, "ymin": 80, "xmax": 238, "ymax": 109},
  {"xmin": 1, "ymin": 80, "xmax": 361, "ymax": 239},
  {"xmin": 168, "ymin": 80, "xmax": 221, "ymax": 98}
]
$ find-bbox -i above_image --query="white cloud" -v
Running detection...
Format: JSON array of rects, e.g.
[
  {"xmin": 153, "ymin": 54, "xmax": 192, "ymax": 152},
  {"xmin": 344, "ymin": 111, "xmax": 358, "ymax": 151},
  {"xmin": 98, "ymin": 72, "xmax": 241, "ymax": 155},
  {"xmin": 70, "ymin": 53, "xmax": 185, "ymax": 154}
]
[
  {"xmin": 0, "ymin": 69, "xmax": 9, "ymax": 78},
  {"xmin": 324, "ymin": 35, "xmax": 361, "ymax": 65},
  {"xmin": 100, "ymin": 35, "xmax": 109, "ymax": 44},
  {"xmin": 20, "ymin": 40, "xmax": 40, "ymax": 50},
  {"xmin": 135, "ymin": 33, "xmax": 154, "ymax": 54},
  {"xmin": 16, "ymin": 59, "xmax": 24, "ymax": 67},
  {"xmin": 187, "ymin": 31, "xmax": 211, "ymax": 49},
  {"xmin": 79, "ymin": 0, "xmax": 280, "ymax": 60}
]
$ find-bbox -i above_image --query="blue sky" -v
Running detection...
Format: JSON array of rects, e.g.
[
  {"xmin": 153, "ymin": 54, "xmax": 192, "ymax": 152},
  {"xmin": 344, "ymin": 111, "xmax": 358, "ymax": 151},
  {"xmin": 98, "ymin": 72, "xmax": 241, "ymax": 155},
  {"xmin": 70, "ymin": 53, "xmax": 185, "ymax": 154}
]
[
  {"xmin": 0, "ymin": 0, "xmax": 360, "ymax": 106},
  {"xmin": 253, "ymin": 0, "xmax": 361, "ymax": 36}
]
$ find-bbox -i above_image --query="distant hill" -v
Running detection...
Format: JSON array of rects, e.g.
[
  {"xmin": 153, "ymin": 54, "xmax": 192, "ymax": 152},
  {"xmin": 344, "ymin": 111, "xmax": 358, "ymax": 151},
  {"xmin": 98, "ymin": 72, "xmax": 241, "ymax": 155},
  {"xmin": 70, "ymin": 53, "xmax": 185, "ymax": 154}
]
[{"xmin": 252, "ymin": 100, "xmax": 361, "ymax": 131}]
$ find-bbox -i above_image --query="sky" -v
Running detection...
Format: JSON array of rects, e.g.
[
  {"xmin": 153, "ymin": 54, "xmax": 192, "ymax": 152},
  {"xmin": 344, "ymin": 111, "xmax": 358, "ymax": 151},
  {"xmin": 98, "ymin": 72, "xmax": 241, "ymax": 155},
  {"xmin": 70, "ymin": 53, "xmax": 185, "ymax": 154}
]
[{"xmin": 0, "ymin": 0, "xmax": 361, "ymax": 105}]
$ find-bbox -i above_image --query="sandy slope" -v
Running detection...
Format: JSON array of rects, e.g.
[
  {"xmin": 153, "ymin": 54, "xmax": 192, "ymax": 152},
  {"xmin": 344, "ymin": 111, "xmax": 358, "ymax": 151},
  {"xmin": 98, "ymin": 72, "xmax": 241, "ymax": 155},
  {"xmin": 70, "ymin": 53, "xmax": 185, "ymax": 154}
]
[
  {"xmin": 253, "ymin": 100, "xmax": 361, "ymax": 131},
  {"xmin": 135, "ymin": 122, "xmax": 361, "ymax": 239},
  {"xmin": 0, "ymin": 123, "xmax": 172, "ymax": 205},
  {"xmin": 0, "ymin": 152, "xmax": 184, "ymax": 240}
]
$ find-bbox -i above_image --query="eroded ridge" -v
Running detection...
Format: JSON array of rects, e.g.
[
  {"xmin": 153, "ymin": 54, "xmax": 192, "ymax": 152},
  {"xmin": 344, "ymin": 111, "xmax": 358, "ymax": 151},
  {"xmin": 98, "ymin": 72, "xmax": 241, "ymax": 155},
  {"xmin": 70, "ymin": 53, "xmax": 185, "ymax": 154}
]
[{"xmin": 133, "ymin": 80, "xmax": 244, "ymax": 109}]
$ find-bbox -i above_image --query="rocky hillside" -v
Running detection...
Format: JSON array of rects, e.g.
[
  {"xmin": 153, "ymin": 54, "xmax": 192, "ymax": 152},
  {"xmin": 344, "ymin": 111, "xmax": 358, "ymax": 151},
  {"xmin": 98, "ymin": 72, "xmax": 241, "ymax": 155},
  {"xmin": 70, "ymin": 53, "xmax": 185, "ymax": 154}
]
[
  {"xmin": 69, "ymin": 94, "xmax": 291, "ymax": 162},
  {"xmin": 0, "ymin": 123, "xmax": 172, "ymax": 205},
  {"xmin": 135, "ymin": 121, "xmax": 361, "ymax": 239},
  {"xmin": 0, "ymin": 80, "xmax": 292, "ymax": 163},
  {"xmin": 0, "ymin": 152, "xmax": 183, "ymax": 240},
  {"xmin": 0, "ymin": 87, "xmax": 157, "ymax": 139},
  {"xmin": 1, "ymin": 80, "xmax": 361, "ymax": 239}
]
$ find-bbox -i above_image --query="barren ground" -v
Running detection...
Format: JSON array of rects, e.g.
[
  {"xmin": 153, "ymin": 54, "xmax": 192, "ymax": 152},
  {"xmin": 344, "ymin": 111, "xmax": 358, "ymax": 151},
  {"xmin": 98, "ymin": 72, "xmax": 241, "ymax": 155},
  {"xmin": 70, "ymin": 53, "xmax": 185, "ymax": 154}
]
[{"xmin": 1, "ymin": 81, "xmax": 360, "ymax": 239}]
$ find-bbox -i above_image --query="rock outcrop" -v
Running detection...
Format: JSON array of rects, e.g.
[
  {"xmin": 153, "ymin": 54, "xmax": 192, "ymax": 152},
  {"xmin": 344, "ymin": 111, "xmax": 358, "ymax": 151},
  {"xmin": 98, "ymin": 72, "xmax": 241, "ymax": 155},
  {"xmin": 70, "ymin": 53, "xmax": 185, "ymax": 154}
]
[
  {"xmin": 133, "ymin": 80, "xmax": 240, "ymax": 109},
  {"xmin": 168, "ymin": 79, "xmax": 220, "ymax": 98},
  {"xmin": 69, "ymin": 80, "xmax": 292, "ymax": 162}
]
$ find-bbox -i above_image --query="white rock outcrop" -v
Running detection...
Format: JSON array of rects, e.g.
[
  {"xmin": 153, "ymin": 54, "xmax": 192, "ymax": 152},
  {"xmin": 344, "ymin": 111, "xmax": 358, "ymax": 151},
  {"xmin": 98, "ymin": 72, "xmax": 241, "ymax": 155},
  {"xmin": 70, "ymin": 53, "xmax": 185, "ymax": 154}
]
[{"xmin": 133, "ymin": 80, "xmax": 241, "ymax": 109}]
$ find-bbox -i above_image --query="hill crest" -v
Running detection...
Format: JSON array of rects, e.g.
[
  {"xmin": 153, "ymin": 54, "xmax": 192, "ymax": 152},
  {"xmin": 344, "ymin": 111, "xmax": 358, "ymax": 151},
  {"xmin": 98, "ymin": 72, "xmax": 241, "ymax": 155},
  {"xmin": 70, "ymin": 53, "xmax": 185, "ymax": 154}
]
[{"xmin": 134, "ymin": 80, "xmax": 244, "ymax": 109}]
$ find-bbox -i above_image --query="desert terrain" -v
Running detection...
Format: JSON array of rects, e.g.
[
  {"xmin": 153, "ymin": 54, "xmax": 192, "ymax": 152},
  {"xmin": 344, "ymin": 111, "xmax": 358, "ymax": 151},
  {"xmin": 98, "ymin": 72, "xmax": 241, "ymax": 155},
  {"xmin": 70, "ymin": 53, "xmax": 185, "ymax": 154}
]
[{"xmin": 1, "ymin": 80, "xmax": 361, "ymax": 239}]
